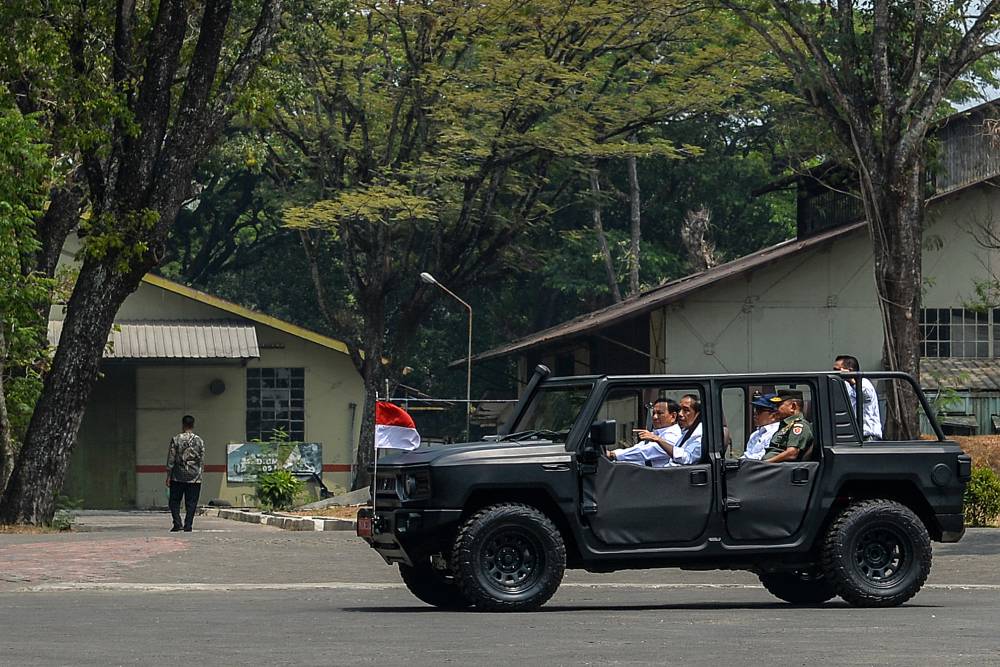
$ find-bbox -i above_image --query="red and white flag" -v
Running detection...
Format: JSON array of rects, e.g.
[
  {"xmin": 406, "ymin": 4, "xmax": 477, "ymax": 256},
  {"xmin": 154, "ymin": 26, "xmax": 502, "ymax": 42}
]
[{"xmin": 375, "ymin": 402, "xmax": 421, "ymax": 450}]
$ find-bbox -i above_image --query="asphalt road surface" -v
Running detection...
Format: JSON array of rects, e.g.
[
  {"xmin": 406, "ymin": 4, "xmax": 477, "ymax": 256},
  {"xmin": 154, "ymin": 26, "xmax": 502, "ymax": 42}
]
[{"xmin": 2, "ymin": 513, "xmax": 999, "ymax": 666}]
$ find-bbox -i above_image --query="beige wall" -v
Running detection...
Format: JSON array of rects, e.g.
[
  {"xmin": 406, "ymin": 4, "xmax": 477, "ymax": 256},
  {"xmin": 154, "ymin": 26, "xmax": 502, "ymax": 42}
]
[
  {"xmin": 657, "ymin": 184, "xmax": 1000, "ymax": 376},
  {"xmin": 661, "ymin": 230, "xmax": 883, "ymax": 374}
]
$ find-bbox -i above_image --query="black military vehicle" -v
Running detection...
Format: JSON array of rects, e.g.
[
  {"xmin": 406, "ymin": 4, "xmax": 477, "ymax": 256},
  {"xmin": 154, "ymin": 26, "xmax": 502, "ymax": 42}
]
[{"xmin": 358, "ymin": 366, "xmax": 970, "ymax": 611}]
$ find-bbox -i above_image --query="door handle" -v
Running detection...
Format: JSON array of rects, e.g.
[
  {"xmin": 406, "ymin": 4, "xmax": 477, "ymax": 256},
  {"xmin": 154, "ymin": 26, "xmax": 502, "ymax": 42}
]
[
  {"xmin": 689, "ymin": 469, "xmax": 709, "ymax": 486},
  {"xmin": 791, "ymin": 467, "xmax": 810, "ymax": 485}
]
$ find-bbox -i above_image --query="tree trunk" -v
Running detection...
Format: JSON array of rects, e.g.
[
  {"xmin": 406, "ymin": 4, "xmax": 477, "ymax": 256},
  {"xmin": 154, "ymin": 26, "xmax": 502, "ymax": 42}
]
[
  {"xmin": 0, "ymin": 322, "xmax": 14, "ymax": 495},
  {"xmin": 626, "ymin": 154, "xmax": 641, "ymax": 296},
  {"xmin": 864, "ymin": 158, "xmax": 923, "ymax": 439},
  {"xmin": 590, "ymin": 167, "xmax": 621, "ymax": 303},
  {"xmin": 0, "ymin": 259, "xmax": 142, "ymax": 524}
]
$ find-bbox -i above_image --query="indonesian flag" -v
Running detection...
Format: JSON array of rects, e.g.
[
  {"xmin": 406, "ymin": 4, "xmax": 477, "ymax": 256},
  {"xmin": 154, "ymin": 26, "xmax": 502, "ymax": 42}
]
[{"xmin": 375, "ymin": 402, "xmax": 421, "ymax": 450}]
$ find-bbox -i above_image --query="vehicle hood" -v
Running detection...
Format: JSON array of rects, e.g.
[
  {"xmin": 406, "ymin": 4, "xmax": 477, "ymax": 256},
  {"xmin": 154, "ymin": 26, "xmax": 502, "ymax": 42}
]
[{"xmin": 376, "ymin": 440, "xmax": 571, "ymax": 467}]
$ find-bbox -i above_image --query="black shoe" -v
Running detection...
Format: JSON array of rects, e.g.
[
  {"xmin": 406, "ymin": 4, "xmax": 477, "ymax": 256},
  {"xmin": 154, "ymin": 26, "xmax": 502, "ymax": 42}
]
[
  {"xmin": 183, "ymin": 528, "xmax": 193, "ymax": 532},
  {"xmin": 170, "ymin": 527, "xmax": 181, "ymax": 532}
]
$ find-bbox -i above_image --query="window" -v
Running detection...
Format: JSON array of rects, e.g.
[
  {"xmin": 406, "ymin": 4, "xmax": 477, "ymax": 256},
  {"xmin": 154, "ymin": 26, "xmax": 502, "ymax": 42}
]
[
  {"xmin": 920, "ymin": 308, "xmax": 991, "ymax": 358},
  {"xmin": 246, "ymin": 368, "xmax": 305, "ymax": 441},
  {"xmin": 720, "ymin": 382, "xmax": 814, "ymax": 460}
]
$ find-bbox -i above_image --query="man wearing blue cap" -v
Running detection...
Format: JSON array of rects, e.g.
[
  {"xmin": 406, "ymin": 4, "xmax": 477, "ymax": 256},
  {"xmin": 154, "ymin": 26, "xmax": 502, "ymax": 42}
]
[{"xmin": 742, "ymin": 393, "xmax": 781, "ymax": 460}]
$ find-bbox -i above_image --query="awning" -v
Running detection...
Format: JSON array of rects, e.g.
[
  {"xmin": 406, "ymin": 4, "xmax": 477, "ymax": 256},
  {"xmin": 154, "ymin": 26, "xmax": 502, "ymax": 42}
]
[
  {"xmin": 47, "ymin": 320, "xmax": 260, "ymax": 359},
  {"xmin": 920, "ymin": 358, "xmax": 1000, "ymax": 391}
]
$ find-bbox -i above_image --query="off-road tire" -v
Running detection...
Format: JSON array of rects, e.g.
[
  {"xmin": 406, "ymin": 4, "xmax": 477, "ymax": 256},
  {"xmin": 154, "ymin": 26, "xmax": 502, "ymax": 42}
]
[
  {"xmin": 398, "ymin": 561, "xmax": 471, "ymax": 609},
  {"xmin": 758, "ymin": 570, "xmax": 837, "ymax": 605},
  {"xmin": 822, "ymin": 499, "xmax": 931, "ymax": 607},
  {"xmin": 452, "ymin": 503, "xmax": 566, "ymax": 612}
]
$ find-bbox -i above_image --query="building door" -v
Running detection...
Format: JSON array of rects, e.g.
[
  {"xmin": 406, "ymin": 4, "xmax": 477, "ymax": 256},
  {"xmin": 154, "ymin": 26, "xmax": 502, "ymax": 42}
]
[{"xmin": 63, "ymin": 366, "xmax": 137, "ymax": 508}]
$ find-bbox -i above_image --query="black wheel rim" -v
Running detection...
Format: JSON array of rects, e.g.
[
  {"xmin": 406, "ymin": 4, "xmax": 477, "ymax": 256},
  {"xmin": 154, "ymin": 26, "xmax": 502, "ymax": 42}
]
[
  {"xmin": 479, "ymin": 526, "xmax": 544, "ymax": 595},
  {"xmin": 852, "ymin": 524, "xmax": 911, "ymax": 588}
]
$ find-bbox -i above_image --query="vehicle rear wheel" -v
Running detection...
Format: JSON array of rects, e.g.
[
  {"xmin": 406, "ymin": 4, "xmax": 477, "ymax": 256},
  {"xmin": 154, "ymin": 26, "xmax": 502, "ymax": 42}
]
[
  {"xmin": 398, "ymin": 561, "xmax": 471, "ymax": 609},
  {"xmin": 758, "ymin": 570, "xmax": 837, "ymax": 605},
  {"xmin": 452, "ymin": 503, "xmax": 566, "ymax": 612},
  {"xmin": 822, "ymin": 499, "xmax": 931, "ymax": 607}
]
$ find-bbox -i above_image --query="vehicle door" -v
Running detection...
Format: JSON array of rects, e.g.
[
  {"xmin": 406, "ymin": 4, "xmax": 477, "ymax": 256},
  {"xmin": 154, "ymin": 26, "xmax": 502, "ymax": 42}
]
[
  {"xmin": 720, "ymin": 380, "xmax": 822, "ymax": 541},
  {"xmin": 580, "ymin": 383, "xmax": 713, "ymax": 545}
]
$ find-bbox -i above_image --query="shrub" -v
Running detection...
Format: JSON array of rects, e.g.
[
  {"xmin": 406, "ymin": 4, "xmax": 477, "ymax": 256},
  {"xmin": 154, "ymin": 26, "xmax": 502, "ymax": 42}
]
[
  {"xmin": 255, "ymin": 470, "xmax": 305, "ymax": 511},
  {"xmin": 964, "ymin": 466, "xmax": 1000, "ymax": 527}
]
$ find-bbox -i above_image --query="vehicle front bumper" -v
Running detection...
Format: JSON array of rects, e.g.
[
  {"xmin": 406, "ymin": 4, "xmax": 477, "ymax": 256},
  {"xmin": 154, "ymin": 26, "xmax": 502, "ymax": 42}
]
[{"xmin": 356, "ymin": 507, "xmax": 463, "ymax": 566}]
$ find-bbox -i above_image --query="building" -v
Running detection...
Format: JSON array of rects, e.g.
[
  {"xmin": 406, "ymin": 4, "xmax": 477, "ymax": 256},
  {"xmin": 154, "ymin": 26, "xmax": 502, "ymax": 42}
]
[
  {"xmin": 54, "ymin": 271, "xmax": 364, "ymax": 509},
  {"xmin": 475, "ymin": 102, "xmax": 1000, "ymax": 435}
]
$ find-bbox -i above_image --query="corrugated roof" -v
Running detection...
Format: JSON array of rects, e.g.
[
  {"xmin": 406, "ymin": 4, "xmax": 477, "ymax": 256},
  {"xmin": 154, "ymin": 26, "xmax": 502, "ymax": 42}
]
[
  {"xmin": 921, "ymin": 358, "xmax": 1000, "ymax": 391},
  {"xmin": 47, "ymin": 321, "xmax": 260, "ymax": 359},
  {"xmin": 469, "ymin": 220, "xmax": 867, "ymax": 364},
  {"xmin": 141, "ymin": 274, "xmax": 349, "ymax": 355}
]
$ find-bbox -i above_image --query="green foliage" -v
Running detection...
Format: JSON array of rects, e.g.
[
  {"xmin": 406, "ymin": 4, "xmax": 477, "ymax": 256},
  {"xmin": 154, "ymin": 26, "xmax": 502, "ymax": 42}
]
[
  {"xmin": 964, "ymin": 466, "xmax": 1000, "ymax": 527},
  {"xmin": 0, "ymin": 106, "xmax": 52, "ymax": 449},
  {"xmin": 255, "ymin": 469, "xmax": 305, "ymax": 512},
  {"xmin": 50, "ymin": 493, "xmax": 83, "ymax": 531}
]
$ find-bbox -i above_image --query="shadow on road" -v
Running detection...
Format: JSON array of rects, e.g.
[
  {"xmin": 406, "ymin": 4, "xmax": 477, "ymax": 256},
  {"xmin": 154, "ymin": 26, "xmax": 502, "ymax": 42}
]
[{"xmin": 340, "ymin": 601, "xmax": 938, "ymax": 613}]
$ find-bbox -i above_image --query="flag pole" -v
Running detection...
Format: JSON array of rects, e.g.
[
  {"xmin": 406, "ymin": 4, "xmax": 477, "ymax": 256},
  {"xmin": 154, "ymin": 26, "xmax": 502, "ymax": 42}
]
[{"xmin": 372, "ymin": 390, "xmax": 379, "ymax": 529}]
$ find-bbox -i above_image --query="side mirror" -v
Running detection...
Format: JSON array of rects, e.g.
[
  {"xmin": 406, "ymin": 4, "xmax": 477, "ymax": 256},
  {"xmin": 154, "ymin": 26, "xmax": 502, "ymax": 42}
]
[{"xmin": 589, "ymin": 420, "xmax": 617, "ymax": 447}]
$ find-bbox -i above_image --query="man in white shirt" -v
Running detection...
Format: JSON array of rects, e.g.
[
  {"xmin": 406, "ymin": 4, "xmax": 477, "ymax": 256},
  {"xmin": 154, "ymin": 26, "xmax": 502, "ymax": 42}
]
[
  {"xmin": 834, "ymin": 355, "xmax": 883, "ymax": 440},
  {"xmin": 609, "ymin": 395, "xmax": 702, "ymax": 467},
  {"xmin": 743, "ymin": 393, "xmax": 781, "ymax": 460}
]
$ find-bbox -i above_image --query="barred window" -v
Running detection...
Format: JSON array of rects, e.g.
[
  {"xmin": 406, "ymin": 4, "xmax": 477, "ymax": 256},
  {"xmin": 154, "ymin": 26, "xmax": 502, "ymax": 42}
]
[
  {"xmin": 246, "ymin": 368, "xmax": 305, "ymax": 441},
  {"xmin": 920, "ymin": 308, "xmax": 991, "ymax": 358}
]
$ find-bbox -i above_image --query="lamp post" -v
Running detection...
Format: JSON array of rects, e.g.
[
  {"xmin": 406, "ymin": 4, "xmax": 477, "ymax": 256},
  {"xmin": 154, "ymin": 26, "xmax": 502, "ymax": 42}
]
[{"xmin": 420, "ymin": 272, "xmax": 472, "ymax": 441}]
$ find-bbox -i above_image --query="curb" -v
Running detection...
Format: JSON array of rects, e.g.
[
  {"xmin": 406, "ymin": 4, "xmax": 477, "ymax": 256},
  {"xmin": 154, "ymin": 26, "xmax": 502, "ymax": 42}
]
[{"xmin": 203, "ymin": 508, "xmax": 357, "ymax": 532}]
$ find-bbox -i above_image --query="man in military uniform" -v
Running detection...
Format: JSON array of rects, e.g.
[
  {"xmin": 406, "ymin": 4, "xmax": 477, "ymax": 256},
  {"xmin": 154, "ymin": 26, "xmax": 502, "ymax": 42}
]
[
  {"xmin": 763, "ymin": 391, "xmax": 813, "ymax": 463},
  {"xmin": 166, "ymin": 414, "xmax": 205, "ymax": 532}
]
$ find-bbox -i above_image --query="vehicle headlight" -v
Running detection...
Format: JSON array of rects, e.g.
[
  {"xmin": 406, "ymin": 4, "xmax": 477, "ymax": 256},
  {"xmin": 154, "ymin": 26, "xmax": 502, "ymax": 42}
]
[{"xmin": 401, "ymin": 469, "xmax": 431, "ymax": 500}]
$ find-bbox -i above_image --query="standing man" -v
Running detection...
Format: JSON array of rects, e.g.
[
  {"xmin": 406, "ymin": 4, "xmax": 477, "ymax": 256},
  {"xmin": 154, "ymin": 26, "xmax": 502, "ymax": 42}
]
[
  {"xmin": 608, "ymin": 399, "xmax": 681, "ymax": 468},
  {"xmin": 742, "ymin": 393, "xmax": 781, "ymax": 460},
  {"xmin": 166, "ymin": 415, "xmax": 205, "ymax": 532},
  {"xmin": 833, "ymin": 355, "xmax": 883, "ymax": 440},
  {"xmin": 764, "ymin": 391, "xmax": 813, "ymax": 463}
]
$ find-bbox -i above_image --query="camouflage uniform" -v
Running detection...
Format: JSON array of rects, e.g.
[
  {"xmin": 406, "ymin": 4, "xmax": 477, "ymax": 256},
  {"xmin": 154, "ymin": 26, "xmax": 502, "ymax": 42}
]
[
  {"xmin": 167, "ymin": 432, "xmax": 205, "ymax": 483},
  {"xmin": 167, "ymin": 431, "xmax": 205, "ymax": 531},
  {"xmin": 763, "ymin": 415, "xmax": 813, "ymax": 461}
]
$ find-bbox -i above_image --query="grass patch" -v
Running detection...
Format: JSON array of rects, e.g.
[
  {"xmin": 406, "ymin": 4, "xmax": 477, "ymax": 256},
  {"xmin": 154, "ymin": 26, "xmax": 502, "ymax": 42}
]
[{"xmin": 0, "ymin": 524, "xmax": 63, "ymax": 534}]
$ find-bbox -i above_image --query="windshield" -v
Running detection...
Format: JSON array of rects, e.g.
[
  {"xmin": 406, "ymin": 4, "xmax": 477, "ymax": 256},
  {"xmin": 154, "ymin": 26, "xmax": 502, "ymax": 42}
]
[{"xmin": 505, "ymin": 383, "xmax": 593, "ymax": 441}]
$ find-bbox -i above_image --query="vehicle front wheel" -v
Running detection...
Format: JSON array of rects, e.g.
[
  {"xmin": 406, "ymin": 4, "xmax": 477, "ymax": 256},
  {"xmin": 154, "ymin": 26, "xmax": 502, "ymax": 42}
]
[
  {"xmin": 398, "ymin": 561, "xmax": 471, "ymax": 609},
  {"xmin": 758, "ymin": 570, "xmax": 837, "ymax": 605},
  {"xmin": 822, "ymin": 499, "xmax": 931, "ymax": 607},
  {"xmin": 452, "ymin": 503, "xmax": 566, "ymax": 612}
]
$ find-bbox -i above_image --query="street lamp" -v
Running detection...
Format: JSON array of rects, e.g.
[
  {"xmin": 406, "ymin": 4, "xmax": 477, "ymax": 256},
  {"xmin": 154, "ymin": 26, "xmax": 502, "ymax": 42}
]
[{"xmin": 420, "ymin": 272, "xmax": 472, "ymax": 441}]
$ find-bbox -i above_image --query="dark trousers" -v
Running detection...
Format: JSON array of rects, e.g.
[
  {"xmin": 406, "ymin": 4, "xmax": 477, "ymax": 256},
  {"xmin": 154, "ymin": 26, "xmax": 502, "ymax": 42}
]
[{"xmin": 168, "ymin": 481, "xmax": 202, "ymax": 530}]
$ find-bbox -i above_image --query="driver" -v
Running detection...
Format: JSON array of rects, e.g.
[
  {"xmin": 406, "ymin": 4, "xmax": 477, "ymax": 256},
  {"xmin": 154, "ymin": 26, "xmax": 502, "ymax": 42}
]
[{"xmin": 609, "ymin": 395, "xmax": 702, "ymax": 467}]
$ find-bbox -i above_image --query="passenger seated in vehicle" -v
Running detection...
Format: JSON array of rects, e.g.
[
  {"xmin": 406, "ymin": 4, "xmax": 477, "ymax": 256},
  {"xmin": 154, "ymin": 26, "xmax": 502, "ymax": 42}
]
[
  {"xmin": 742, "ymin": 392, "xmax": 781, "ymax": 460},
  {"xmin": 609, "ymin": 395, "xmax": 702, "ymax": 467},
  {"xmin": 763, "ymin": 391, "xmax": 813, "ymax": 463}
]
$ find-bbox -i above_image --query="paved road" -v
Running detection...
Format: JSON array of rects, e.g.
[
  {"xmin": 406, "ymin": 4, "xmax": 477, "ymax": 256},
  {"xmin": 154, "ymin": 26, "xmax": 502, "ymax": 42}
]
[{"xmin": 1, "ymin": 513, "xmax": 999, "ymax": 665}]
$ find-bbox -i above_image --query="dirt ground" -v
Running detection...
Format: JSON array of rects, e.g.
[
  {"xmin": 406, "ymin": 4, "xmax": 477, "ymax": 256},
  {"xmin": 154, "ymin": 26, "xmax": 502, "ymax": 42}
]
[{"xmin": 286, "ymin": 506, "xmax": 363, "ymax": 520}]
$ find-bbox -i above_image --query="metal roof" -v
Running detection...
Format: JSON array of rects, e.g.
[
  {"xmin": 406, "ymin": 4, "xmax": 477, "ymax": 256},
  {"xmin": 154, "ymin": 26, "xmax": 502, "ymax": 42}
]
[
  {"xmin": 921, "ymin": 358, "xmax": 1000, "ymax": 391},
  {"xmin": 469, "ymin": 220, "xmax": 867, "ymax": 364},
  {"xmin": 47, "ymin": 321, "xmax": 260, "ymax": 359}
]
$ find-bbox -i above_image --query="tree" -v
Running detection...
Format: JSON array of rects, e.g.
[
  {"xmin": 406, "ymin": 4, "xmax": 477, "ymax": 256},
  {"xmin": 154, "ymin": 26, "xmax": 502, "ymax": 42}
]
[
  {"xmin": 726, "ymin": 0, "xmax": 1000, "ymax": 437},
  {"xmin": 0, "ymin": 0, "xmax": 283, "ymax": 524},
  {"xmin": 0, "ymin": 107, "xmax": 51, "ymax": 493},
  {"xmin": 274, "ymin": 0, "xmax": 768, "ymax": 488}
]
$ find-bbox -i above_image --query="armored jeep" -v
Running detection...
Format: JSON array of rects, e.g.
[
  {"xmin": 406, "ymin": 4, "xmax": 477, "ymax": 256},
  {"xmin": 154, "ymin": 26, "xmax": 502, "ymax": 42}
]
[{"xmin": 357, "ymin": 366, "xmax": 970, "ymax": 611}]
